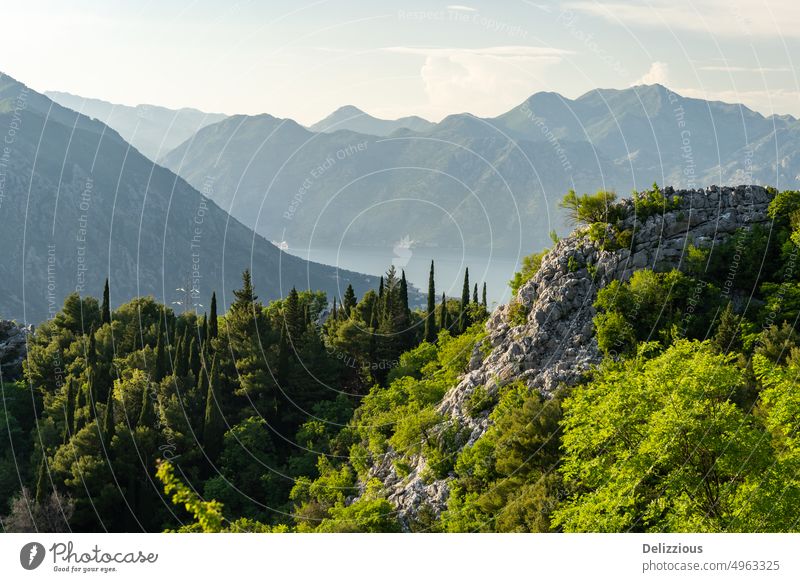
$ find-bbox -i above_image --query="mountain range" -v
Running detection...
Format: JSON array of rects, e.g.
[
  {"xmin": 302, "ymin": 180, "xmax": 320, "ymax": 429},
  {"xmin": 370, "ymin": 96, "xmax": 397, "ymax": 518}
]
[
  {"xmin": 0, "ymin": 74, "xmax": 377, "ymax": 324},
  {"xmin": 309, "ymin": 105, "xmax": 434, "ymax": 136},
  {"xmin": 154, "ymin": 84, "xmax": 799, "ymax": 255},
  {"xmin": 45, "ymin": 91, "xmax": 227, "ymax": 162}
]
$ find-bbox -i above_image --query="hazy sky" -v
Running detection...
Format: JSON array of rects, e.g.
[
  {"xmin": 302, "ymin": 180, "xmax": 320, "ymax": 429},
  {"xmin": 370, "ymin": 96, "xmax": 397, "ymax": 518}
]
[{"xmin": 3, "ymin": 0, "xmax": 800, "ymax": 123}]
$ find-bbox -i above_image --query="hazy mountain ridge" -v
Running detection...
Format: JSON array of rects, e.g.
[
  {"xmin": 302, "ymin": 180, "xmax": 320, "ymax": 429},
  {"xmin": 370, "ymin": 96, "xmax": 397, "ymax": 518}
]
[
  {"xmin": 45, "ymin": 90, "xmax": 228, "ymax": 162},
  {"xmin": 309, "ymin": 105, "xmax": 434, "ymax": 136},
  {"xmin": 1, "ymin": 74, "xmax": 377, "ymax": 323},
  {"xmin": 162, "ymin": 84, "xmax": 798, "ymax": 255}
]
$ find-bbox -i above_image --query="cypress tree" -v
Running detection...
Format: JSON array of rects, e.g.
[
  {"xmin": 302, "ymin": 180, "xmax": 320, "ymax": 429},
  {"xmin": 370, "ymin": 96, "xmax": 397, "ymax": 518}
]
[
  {"xmin": 65, "ymin": 379, "xmax": 76, "ymax": 438},
  {"xmin": 203, "ymin": 356, "xmax": 224, "ymax": 459},
  {"xmin": 200, "ymin": 314, "xmax": 209, "ymax": 349},
  {"xmin": 175, "ymin": 326, "xmax": 190, "ymax": 377},
  {"xmin": 86, "ymin": 369, "xmax": 98, "ymax": 417},
  {"xmin": 209, "ymin": 292, "xmax": 218, "ymax": 339},
  {"xmin": 138, "ymin": 383, "xmax": 155, "ymax": 428},
  {"xmin": 154, "ymin": 331, "xmax": 166, "ymax": 382},
  {"xmin": 482, "ymin": 283, "xmax": 487, "ymax": 308},
  {"xmin": 87, "ymin": 330, "xmax": 97, "ymax": 369},
  {"xmin": 399, "ymin": 270, "xmax": 411, "ymax": 348},
  {"xmin": 102, "ymin": 399, "xmax": 115, "ymax": 448},
  {"xmin": 331, "ymin": 296, "xmax": 338, "ymax": 322},
  {"xmin": 75, "ymin": 382, "xmax": 86, "ymax": 429},
  {"xmin": 188, "ymin": 337, "xmax": 200, "ymax": 379},
  {"xmin": 400, "ymin": 270, "xmax": 410, "ymax": 318},
  {"xmin": 35, "ymin": 456, "xmax": 48, "ymax": 504},
  {"xmin": 101, "ymin": 279, "xmax": 111, "ymax": 325},
  {"xmin": 424, "ymin": 260, "xmax": 437, "ymax": 342},
  {"xmin": 459, "ymin": 268, "xmax": 470, "ymax": 333},
  {"xmin": 439, "ymin": 292, "xmax": 448, "ymax": 331},
  {"xmin": 473, "ymin": 283, "xmax": 479, "ymax": 304},
  {"xmin": 343, "ymin": 284, "xmax": 357, "ymax": 318},
  {"xmin": 378, "ymin": 276, "xmax": 384, "ymax": 299}
]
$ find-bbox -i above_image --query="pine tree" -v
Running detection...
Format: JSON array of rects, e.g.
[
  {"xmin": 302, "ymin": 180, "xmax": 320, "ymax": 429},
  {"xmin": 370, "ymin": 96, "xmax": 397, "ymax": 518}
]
[
  {"xmin": 439, "ymin": 292, "xmax": 448, "ymax": 332},
  {"xmin": 102, "ymin": 399, "xmax": 115, "ymax": 448},
  {"xmin": 424, "ymin": 260, "xmax": 437, "ymax": 342},
  {"xmin": 459, "ymin": 268, "xmax": 470, "ymax": 333},
  {"xmin": 285, "ymin": 287, "xmax": 303, "ymax": 341},
  {"xmin": 343, "ymin": 284, "xmax": 357, "ymax": 318},
  {"xmin": 101, "ymin": 279, "xmax": 111, "ymax": 325},
  {"xmin": 473, "ymin": 283, "xmax": 479, "ymax": 304},
  {"xmin": 482, "ymin": 282, "xmax": 487, "ymax": 308},
  {"xmin": 233, "ymin": 269, "xmax": 257, "ymax": 307},
  {"xmin": 209, "ymin": 292, "xmax": 219, "ymax": 339},
  {"xmin": 203, "ymin": 356, "xmax": 224, "ymax": 459}
]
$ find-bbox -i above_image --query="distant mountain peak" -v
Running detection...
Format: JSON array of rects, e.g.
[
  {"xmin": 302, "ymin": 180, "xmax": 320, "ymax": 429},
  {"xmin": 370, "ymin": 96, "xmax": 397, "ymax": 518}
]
[{"xmin": 310, "ymin": 106, "xmax": 433, "ymax": 136}]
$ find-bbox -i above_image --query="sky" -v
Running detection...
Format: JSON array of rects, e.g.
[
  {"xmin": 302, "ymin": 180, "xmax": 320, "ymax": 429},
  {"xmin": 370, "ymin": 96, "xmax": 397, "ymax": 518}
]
[{"xmin": 3, "ymin": 0, "xmax": 800, "ymax": 124}]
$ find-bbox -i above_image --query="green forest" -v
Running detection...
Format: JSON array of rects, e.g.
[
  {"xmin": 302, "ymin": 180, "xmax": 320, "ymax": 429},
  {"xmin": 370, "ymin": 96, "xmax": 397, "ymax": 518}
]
[{"xmin": 2, "ymin": 188, "xmax": 800, "ymax": 533}]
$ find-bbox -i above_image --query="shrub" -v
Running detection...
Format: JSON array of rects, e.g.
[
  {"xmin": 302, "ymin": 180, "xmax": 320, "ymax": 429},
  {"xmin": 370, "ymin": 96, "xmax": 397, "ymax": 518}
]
[
  {"xmin": 507, "ymin": 301, "xmax": 528, "ymax": 326},
  {"xmin": 561, "ymin": 189, "xmax": 619, "ymax": 225},
  {"xmin": 509, "ymin": 248, "xmax": 548, "ymax": 295}
]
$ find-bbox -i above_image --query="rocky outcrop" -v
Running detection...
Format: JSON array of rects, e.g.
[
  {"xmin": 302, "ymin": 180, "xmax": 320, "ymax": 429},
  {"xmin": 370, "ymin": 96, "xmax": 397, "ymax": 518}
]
[
  {"xmin": 373, "ymin": 185, "xmax": 773, "ymax": 527},
  {"xmin": 0, "ymin": 320, "xmax": 31, "ymax": 380}
]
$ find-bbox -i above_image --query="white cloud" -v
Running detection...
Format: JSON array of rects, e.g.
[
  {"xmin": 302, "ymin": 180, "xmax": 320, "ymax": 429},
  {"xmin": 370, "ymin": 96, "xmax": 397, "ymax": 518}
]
[
  {"xmin": 565, "ymin": 0, "xmax": 800, "ymax": 37},
  {"xmin": 632, "ymin": 61, "xmax": 670, "ymax": 86},
  {"xmin": 446, "ymin": 5, "xmax": 478, "ymax": 12},
  {"xmin": 385, "ymin": 46, "xmax": 570, "ymax": 117}
]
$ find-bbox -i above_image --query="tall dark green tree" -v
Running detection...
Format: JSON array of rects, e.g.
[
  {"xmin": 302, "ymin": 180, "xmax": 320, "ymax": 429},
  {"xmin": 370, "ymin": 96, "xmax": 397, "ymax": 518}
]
[
  {"xmin": 285, "ymin": 287, "xmax": 304, "ymax": 341},
  {"xmin": 459, "ymin": 268, "xmax": 470, "ymax": 333},
  {"xmin": 188, "ymin": 337, "xmax": 201, "ymax": 379},
  {"xmin": 101, "ymin": 278, "xmax": 111, "ymax": 325},
  {"xmin": 203, "ymin": 356, "xmax": 224, "ymax": 459},
  {"xmin": 424, "ymin": 260, "xmax": 437, "ymax": 342},
  {"xmin": 473, "ymin": 283, "xmax": 479, "ymax": 304},
  {"xmin": 154, "ymin": 330, "xmax": 167, "ymax": 382},
  {"xmin": 102, "ymin": 399, "xmax": 115, "ymax": 448},
  {"xmin": 35, "ymin": 455, "xmax": 49, "ymax": 504},
  {"xmin": 65, "ymin": 379, "xmax": 76, "ymax": 438},
  {"xmin": 175, "ymin": 326, "xmax": 190, "ymax": 378},
  {"xmin": 439, "ymin": 292, "xmax": 449, "ymax": 332},
  {"xmin": 209, "ymin": 292, "xmax": 219, "ymax": 339},
  {"xmin": 138, "ymin": 383, "xmax": 156, "ymax": 428},
  {"xmin": 343, "ymin": 284, "xmax": 357, "ymax": 319},
  {"xmin": 200, "ymin": 314, "xmax": 209, "ymax": 349},
  {"xmin": 482, "ymin": 282, "xmax": 487, "ymax": 308}
]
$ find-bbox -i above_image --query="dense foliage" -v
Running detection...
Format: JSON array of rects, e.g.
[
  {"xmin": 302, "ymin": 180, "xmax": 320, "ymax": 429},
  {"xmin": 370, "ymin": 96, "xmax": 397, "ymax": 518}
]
[
  {"xmin": 0, "ymin": 263, "xmax": 489, "ymax": 532},
  {"xmin": 4, "ymin": 188, "xmax": 800, "ymax": 533}
]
